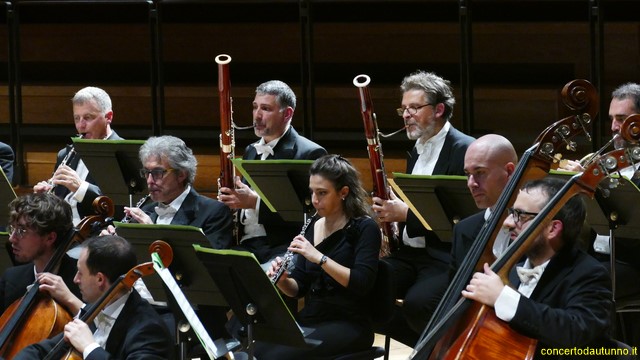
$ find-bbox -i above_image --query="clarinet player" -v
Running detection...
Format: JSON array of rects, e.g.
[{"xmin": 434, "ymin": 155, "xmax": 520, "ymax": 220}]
[
  {"xmin": 257, "ymin": 155, "xmax": 381, "ymax": 359},
  {"xmin": 33, "ymin": 86, "xmax": 123, "ymax": 226}
]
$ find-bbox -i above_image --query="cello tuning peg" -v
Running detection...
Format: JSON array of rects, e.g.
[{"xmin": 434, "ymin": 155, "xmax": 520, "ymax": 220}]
[
  {"xmin": 565, "ymin": 140, "xmax": 577, "ymax": 152},
  {"xmin": 599, "ymin": 187, "xmax": 611, "ymax": 198}
]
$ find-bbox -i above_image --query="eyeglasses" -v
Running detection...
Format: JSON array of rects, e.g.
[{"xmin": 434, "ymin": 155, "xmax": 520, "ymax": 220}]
[
  {"xmin": 507, "ymin": 207, "xmax": 539, "ymax": 226},
  {"xmin": 396, "ymin": 103, "xmax": 434, "ymax": 117},
  {"xmin": 7, "ymin": 225, "xmax": 29, "ymax": 239},
  {"xmin": 139, "ymin": 168, "xmax": 176, "ymax": 181}
]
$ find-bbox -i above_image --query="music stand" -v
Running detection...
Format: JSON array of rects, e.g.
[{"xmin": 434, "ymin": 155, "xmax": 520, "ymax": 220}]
[
  {"xmin": 232, "ymin": 159, "xmax": 314, "ymax": 222},
  {"xmin": 194, "ymin": 245, "xmax": 319, "ymax": 359},
  {"xmin": 114, "ymin": 222, "xmax": 226, "ymax": 307},
  {"xmin": 389, "ymin": 173, "xmax": 477, "ymax": 240},
  {"xmin": 0, "ymin": 168, "xmax": 16, "ymax": 228},
  {"xmin": 72, "ymin": 138, "xmax": 147, "ymax": 207}
]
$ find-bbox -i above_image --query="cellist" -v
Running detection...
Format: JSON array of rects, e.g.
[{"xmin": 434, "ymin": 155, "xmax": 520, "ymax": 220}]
[
  {"xmin": 14, "ymin": 235, "xmax": 173, "ymax": 359},
  {"xmin": 0, "ymin": 193, "xmax": 80, "ymax": 313},
  {"xmin": 462, "ymin": 177, "xmax": 615, "ymax": 358}
]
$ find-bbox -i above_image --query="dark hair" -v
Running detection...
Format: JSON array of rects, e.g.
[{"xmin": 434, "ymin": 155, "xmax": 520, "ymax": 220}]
[
  {"xmin": 309, "ymin": 154, "xmax": 373, "ymax": 219},
  {"xmin": 521, "ymin": 177, "xmax": 585, "ymax": 248},
  {"xmin": 8, "ymin": 193, "xmax": 73, "ymax": 247},
  {"xmin": 255, "ymin": 80, "xmax": 296, "ymax": 110},
  {"xmin": 82, "ymin": 235, "xmax": 137, "ymax": 283}
]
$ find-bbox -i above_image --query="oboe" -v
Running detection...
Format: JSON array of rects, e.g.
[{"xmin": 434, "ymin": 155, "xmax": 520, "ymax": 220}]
[
  {"xmin": 121, "ymin": 194, "xmax": 151, "ymax": 223},
  {"xmin": 271, "ymin": 214, "xmax": 316, "ymax": 284}
]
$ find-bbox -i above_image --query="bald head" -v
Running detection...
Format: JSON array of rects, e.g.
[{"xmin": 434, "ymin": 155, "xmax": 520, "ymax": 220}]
[{"xmin": 464, "ymin": 134, "xmax": 517, "ymax": 209}]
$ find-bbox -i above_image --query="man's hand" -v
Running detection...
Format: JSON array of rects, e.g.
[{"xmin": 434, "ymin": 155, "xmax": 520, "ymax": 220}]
[
  {"xmin": 372, "ymin": 189, "xmax": 409, "ymax": 223},
  {"xmin": 558, "ymin": 159, "xmax": 585, "ymax": 172},
  {"xmin": 49, "ymin": 165, "xmax": 83, "ymax": 193},
  {"xmin": 33, "ymin": 181, "xmax": 52, "ymax": 193},
  {"xmin": 37, "ymin": 273, "xmax": 83, "ymax": 314},
  {"xmin": 218, "ymin": 176, "xmax": 258, "ymax": 210},
  {"xmin": 64, "ymin": 319, "xmax": 95, "ymax": 354},
  {"xmin": 461, "ymin": 263, "xmax": 505, "ymax": 307},
  {"xmin": 122, "ymin": 207, "xmax": 153, "ymax": 224}
]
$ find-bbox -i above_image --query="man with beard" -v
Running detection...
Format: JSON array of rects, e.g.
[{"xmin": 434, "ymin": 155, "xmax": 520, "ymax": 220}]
[
  {"xmin": 462, "ymin": 177, "xmax": 615, "ymax": 359},
  {"xmin": 373, "ymin": 71, "xmax": 474, "ymax": 344},
  {"xmin": 559, "ymin": 82, "xmax": 640, "ymax": 346},
  {"xmin": 218, "ymin": 80, "xmax": 327, "ymax": 264}
]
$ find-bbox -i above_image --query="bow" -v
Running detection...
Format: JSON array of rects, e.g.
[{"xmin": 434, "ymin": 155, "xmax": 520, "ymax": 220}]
[
  {"xmin": 516, "ymin": 265, "xmax": 544, "ymax": 285},
  {"xmin": 253, "ymin": 143, "xmax": 274, "ymax": 157},
  {"xmin": 155, "ymin": 204, "xmax": 177, "ymax": 218}
]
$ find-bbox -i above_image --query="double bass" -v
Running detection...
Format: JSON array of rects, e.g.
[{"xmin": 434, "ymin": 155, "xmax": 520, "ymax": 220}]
[
  {"xmin": 41, "ymin": 240, "xmax": 173, "ymax": 360},
  {"xmin": 416, "ymin": 115, "xmax": 640, "ymax": 359},
  {"xmin": 0, "ymin": 196, "xmax": 114, "ymax": 359},
  {"xmin": 412, "ymin": 79, "xmax": 599, "ymax": 359}
]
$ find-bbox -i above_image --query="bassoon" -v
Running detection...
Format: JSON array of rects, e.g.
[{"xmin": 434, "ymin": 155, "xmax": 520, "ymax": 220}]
[
  {"xmin": 353, "ymin": 74, "xmax": 400, "ymax": 254},
  {"xmin": 216, "ymin": 54, "xmax": 234, "ymax": 192},
  {"xmin": 216, "ymin": 54, "xmax": 239, "ymax": 243}
]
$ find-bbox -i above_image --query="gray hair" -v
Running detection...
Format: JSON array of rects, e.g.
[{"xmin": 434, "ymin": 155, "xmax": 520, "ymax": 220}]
[
  {"xmin": 72, "ymin": 87, "xmax": 112, "ymax": 115},
  {"xmin": 611, "ymin": 83, "xmax": 640, "ymax": 113},
  {"xmin": 256, "ymin": 80, "xmax": 297, "ymax": 110},
  {"xmin": 400, "ymin": 70, "xmax": 455, "ymax": 122},
  {"xmin": 139, "ymin": 135, "xmax": 198, "ymax": 185}
]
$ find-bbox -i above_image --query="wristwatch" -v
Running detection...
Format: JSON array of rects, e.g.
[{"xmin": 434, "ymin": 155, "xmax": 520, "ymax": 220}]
[{"xmin": 319, "ymin": 255, "xmax": 328, "ymax": 266}]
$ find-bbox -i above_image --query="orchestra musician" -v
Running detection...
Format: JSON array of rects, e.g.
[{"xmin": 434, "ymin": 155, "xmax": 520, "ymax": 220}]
[
  {"xmin": 33, "ymin": 87, "xmax": 123, "ymax": 225},
  {"xmin": 559, "ymin": 82, "xmax": 640, "ymax": 346},
  {"xmin": 372, "ymin": 70, "xmax": 474, "ymax": 344},
  {"xmin": 462, "ymin": 177, "xmax": 616, "ymax": 358},
  {"xmin": 14, "ymin": 235, "xmax": 174, "ymax": 360},
  {"xmin": 0, "ymin": 193, "xmax": 80, "ymax": 314},
  {"xmin": 258, "ymin": 154, "xmax": 381, "ymax": 359},
  {"xmin": 218, "ymin": 80, "xmax": 327, "ymax": 264},
  {"xmin": 398, "ymin": 134, "xmax": 518, "ymax": 344}
]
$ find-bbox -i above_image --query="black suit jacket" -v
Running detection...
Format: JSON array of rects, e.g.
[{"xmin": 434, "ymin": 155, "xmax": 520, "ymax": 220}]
[
  {"xmin": 404, "ymin": 125, "xmax": 474, "ymax": 262},
  {"xmin": 141, "ymin": 187, "xmax": 234, "ymax": 249},
  {"xmin": 0, "ymin": 142, "xmax": 14, "ymax": 184},
  {"xmin": 15, "ymin": 290, "xmax": 174, "ymax": 360},
  {"xmin": 507, "ymin": 247, "xmax": 613, "ymax": 357},
  {"xmin": 0, "ymin": 254, "xmax": 80, "ymax": 314},
  {"xmin": 242, "ymin": 126, "xmax": 327, "ymax": 247},
  {"xmin": 53, "ymin": 130, "xmax": 124, "ymax": 219},
  {"xmin": 449, "ymin": 210, "xmax": 486, "ymax": 277}
]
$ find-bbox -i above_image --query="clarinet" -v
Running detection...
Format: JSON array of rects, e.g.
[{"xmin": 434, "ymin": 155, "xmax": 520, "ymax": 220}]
[
  {"xmin": 47, "ymin": 137, "xmax": 81, "ymax": 194},
  {"xmin": 271, "ymin": 214, "xmax": 316, "ymax": 284},
  {"xmin": 121, "ymin": 194, "xmax": 151, "ymax": 223},
  {"xmin": 353, "ymin": 74, "xmax": 400, "ymax": 254}
]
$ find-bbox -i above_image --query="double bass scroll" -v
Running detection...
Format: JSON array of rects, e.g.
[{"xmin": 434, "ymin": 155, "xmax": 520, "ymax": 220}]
[{"xmin": 353, "ymin": 74, "xmax": 400, "ymax": 255}]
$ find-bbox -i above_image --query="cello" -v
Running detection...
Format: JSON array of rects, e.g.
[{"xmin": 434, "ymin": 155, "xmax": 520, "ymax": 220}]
[
  {"xmin": 41, "ymin": 240, "xmax": 173, "ymax": 360},
  {"xmin": 412, "ymin": 79, "xmax": 599, "ymax": 359},
  {"xmin": 415, "ymin": 115, "xmax": 640, "ymax": 359},
  {"xmin": 0, "ymin": 196, "xmax": 114, "ymax": 359}
]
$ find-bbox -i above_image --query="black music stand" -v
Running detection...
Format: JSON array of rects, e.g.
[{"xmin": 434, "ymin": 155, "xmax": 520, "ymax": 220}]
[
  {"xmin": 0, "ymin": 167, "xmax": 16, "ymax": 228},
  {"xmin": 194, "ymin": 245, "xmax": 320, "ymax": 359},
  {"xmin": 114, "ymin": 222, "xmax": 226, "ymax": 307},
  {"xmin": 72, "ymin": 138, "xmax": 147, "ymax": 208},
  {"xmin": 389, "ymin": 173, "xmax": 478, "ymax": 240},
  {"xmin": 232, "ymin": 159, "xmax": 314, "ymax": 222},
  {"xmin": 0, "ymin": 233, "xmax": 13, "ymax": 270}
]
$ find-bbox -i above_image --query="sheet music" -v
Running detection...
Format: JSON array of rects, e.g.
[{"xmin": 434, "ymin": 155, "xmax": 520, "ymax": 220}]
[{"xmin": 151, "ymin": 252, "xmax": 227, "ymax": 360}]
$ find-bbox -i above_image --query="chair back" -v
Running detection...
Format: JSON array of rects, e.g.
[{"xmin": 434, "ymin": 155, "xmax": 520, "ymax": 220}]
[{"xmin": 370, "ymin": 259, "xmax": 395, "ymax": 324}]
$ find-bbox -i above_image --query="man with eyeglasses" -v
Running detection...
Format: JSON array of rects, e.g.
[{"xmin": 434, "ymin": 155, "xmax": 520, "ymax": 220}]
[
  {"xmin": 116, "ymin": 135, "xmax": 233, "ymax": 250},
  {"xmin": 0, "ymin": 193, "xmax": 81, "ymax": 314},
  {"xmin": 372, "ymin": 71, "xmax": 474, "ymax": 344},
  {"xmin": 33, "ymin": 86, "xmax": 123, "ymax": 226},
  {"xmin": 461, "ymin": 176, "xmax": 616, "ymax": 358},
  {"xmin": 559, "ymin": 82, "xmax": 640, "ymax": 346}
]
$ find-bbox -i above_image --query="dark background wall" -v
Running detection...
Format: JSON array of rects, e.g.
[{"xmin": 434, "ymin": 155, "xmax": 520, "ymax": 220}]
[{"xmin": 0, "ymin": 0, "xmax": 638, "ymax": 190}]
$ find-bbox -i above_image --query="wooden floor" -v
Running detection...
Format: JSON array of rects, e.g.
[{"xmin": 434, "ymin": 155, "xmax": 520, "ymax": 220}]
[{"xmin": 373, "ymin": 333, "xmax": 413, "ymax": 359}]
